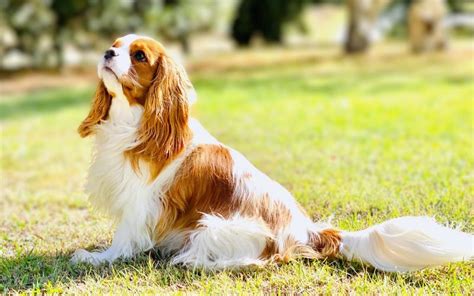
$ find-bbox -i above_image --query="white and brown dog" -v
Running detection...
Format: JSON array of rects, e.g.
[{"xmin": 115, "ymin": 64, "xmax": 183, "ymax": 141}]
[{"xmin": 71, "ymin": 34, "xmax": 473, "ymax": 271}]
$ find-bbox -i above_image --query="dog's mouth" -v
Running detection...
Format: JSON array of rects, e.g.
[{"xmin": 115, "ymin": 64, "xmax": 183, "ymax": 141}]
[
  {"xmin": 102, "ymin": 66, "xmax": 119, "ymax": 80},
  {"xmin": 103, "ymin": 66, "xmax": 115, "ymax": 74}
]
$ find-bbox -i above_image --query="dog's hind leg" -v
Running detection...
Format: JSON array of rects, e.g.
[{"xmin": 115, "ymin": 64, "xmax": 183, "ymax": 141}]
[{"xmin": 171, "ymin": 214, "xmax": 273, "ymax": 269}]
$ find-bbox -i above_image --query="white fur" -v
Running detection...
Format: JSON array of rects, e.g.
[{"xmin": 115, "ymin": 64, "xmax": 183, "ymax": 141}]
[
  {"xmin": 230, "ymin": 148, "xmax": 316, "ymax": 252},
  {"xmin": 340, "ymin": 216, "xmax": 474, "ymax": 272},
  {"xmin": 171, "ymin": 214, "xmax": 273, "ymax": 269},
  {"xmin": 188, "ymin": 118, "xmax": 219, "ymax": 145}
]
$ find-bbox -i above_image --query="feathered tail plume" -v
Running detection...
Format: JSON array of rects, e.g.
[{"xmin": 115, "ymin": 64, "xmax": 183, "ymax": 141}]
[{"xmin": 339, "ymin": 216, "xmax": 473, "ymax": 272}]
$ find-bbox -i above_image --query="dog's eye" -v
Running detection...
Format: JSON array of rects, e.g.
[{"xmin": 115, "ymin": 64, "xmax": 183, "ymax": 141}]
[{"xmin": 133, "ymin": 50, "xmax": 146, "ymax": 62}]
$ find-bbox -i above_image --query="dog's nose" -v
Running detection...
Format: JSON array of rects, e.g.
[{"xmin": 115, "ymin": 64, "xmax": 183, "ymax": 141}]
[{"xmin": 104, "ymin": 49, "xmax": 117, "ymax": 60}]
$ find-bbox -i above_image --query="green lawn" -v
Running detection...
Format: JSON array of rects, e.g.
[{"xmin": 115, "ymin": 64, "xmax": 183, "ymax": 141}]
[{"xmin": 1, "ymin": 42, "xmax": 473, "ymax": 294}]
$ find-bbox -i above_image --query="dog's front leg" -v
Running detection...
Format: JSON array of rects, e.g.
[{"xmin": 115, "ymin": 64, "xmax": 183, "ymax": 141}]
[{"xmin": 71, "ymin": 214, "xmax": 154, "ymax": 266}]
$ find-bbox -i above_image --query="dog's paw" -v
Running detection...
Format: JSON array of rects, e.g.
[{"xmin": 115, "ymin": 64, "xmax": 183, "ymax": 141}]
[{"xmin": 71, "ymin": 249, "xmax": 104, "ymax": 266}]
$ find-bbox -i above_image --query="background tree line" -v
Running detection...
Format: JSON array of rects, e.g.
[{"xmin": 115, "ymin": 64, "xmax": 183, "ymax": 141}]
[{"xmin": 0, "ymin": 0, "xmax": 470, "ymax": 71}]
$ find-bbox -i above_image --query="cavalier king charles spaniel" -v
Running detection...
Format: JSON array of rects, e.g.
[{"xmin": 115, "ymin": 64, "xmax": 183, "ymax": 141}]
[{"xmin": 71, "ymin": 34, "xmax": 473, "ymax": 271}]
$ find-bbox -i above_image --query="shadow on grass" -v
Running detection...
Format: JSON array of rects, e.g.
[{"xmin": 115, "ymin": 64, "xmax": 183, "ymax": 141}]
[
  {"xmin": 0, "ymin": 249, "xmax": 429, "ymax": 293},
  {"xmin": 0, "ymin": 250, "xmax": 218, "ymax": 293},
  {"xmin": 0, "ymin": 88, "xmax": 92, "ymax": 120},
  {"xmin": 0, "ymin": 249, "xmax": 157, "ymax": 293}
]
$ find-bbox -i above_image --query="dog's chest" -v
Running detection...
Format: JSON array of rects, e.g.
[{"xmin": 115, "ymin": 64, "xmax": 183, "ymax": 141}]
[{"xmin": 85, "ymin": 102, "xmax": 153, "ymax": 216}]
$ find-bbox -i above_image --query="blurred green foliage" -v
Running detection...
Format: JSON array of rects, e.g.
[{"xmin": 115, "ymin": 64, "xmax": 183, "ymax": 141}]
[
  {"xmin": 0, "ymin": 0, "xmax": 226, "ymax": 69},
  {"xmin": 0, "ymin": 0, "xmax": 471, "ymax": 70}
]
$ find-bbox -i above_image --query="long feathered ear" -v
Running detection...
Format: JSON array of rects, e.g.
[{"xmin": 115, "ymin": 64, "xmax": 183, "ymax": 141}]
[
  {"xmin": 128, "ymin": 55, "xmax": 192, "ymax": 177},
  {"xmin": 78, "ymin": 82, "xmax": 112, "ymax": 138}
]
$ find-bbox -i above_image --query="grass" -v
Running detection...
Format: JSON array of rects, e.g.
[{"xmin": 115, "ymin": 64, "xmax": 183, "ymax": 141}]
[{"xmin": 1, "ymin": 41, "xmax": 473, "ymax": 294}]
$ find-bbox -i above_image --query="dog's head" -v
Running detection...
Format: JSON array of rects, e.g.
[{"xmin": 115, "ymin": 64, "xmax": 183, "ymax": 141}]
[{"xmin": 79, "ymin": 34, "xmax": 194, "ymax": 170}]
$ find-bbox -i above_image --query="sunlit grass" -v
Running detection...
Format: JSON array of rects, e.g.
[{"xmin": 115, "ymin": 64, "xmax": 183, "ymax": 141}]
[{"xmin": 1, "ymin": 42, "xmax": 473, "ymax": 294}]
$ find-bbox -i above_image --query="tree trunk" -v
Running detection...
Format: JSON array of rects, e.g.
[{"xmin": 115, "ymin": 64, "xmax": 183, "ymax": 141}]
[
  {"xmin": 344, "ymin": 0, "xmax": 392, "ymax": 54},
  {"xmin": 179, "ymin": 33, "xmax": 190, "ymax": 55},
  {"xmin": 53, "ymin": 26, "xmax": 64, "ymax": 70},
  {"xmin": 345, "ymin": 19, "xmax": 370, "ymax": 53},
  {"xmin": 408, "ymin": 0, "xmax": 448, "ymax": 53}
]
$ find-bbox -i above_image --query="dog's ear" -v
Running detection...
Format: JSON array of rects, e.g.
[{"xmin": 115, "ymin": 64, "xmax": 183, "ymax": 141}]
[
  {"xmin": 78, "ymin": 82, "xmax": 112, "ymax": 137},
  {"xmin": 128, "ymin": 54, "xmax": 192, "ymax": 174}
]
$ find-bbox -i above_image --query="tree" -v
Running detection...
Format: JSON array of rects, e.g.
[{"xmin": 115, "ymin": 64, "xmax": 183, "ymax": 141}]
[
  {"xmin": 1, "ymin": 0, "xmax": 226, "ymax": 70},
  {"xmin": 231, "ymin": 0, "xmax": 308, "ymax": 46},
  {"xmin": 154, "ymin": 0, "xmax": 217, "ymax": 54},
  {"xmin": 447, "ymin": 0, "xmax": 464, "ymax": 12},
  {"xmin": 2, "ymin": 0, "xmax": 151, "ymax": 70},
  {"xmin": 344, "ymin": 0, "xmax": 392, "ymax": 53},
  {"xmin": 408, "ymin": 0, "xmax": 448, "ymax": 53},
  {"xmin": 2, "ymin": 0, "xmax": 56, "ymax": 69},
  {"xmin": 50, "ymin": 0, "xmax": 89, "ymax": 69}
]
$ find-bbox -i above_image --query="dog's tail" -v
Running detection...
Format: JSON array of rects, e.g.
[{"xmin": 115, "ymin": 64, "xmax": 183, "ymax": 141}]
[{"xmin": 313, "ymin": 216, "xmax": 473, "ymax": 272}]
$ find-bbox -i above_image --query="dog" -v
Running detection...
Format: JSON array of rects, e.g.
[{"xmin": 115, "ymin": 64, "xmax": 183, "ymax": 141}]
[{"xmin": 71, "ymin": 34, "xmax": 473, "ymax": 271}]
